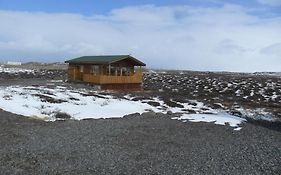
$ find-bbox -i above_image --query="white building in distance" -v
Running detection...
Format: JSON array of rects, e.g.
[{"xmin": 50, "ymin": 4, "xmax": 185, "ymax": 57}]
[{"xmin": 6, "ymin": 61, "xmax": 22, "ymax": 66}]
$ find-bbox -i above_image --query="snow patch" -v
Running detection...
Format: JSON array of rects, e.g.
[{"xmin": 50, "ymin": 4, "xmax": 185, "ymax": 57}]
[
  {"xmin": 173, "ymin": 113, "xmax": 246, "ymax": 129},
  {"xmin": 0, "ymin": 85, "xmax": 248, "ymax": 130},
  {"xmin": 0, "ymin": 67, "xmax": 35, "ymax": 74},
  {"xmin": 0, "ymin": 86, "xmax": 159, "ymax": 121}
]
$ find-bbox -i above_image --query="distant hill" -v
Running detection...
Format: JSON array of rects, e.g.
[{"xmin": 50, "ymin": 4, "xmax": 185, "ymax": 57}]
[{"xmin": 5, "ymin": 62, "xmax": 67, "ymax": 70}]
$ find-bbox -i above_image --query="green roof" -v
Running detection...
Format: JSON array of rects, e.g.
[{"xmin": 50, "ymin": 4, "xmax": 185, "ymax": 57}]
[{"xmin": 65, "ymin": 55, "xmax": 146, "ymax": 66}]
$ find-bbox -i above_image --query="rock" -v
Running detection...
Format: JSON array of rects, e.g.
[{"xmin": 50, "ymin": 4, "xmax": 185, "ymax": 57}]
[
  {"xmin": 181, "ymin": 109, "xmax": 196, "ymax": 114},
  {"xmin": 131, "ymin": 97, "xmax": 152, "ymax": 101},
  {"xmin": 202, "ymin": 112, "xmax": 215, "ymax": 114},
  {"xmin": 212, "ymin": 103, "xmax": 224, "ymax": 109},
  {"xmin": 164, "ymin": 99, "xmax": 184, "ymax": 108},
  {"xmin": 188, "ymin": 102, "xmax": 197, "ymax": 106},
  {"xmin": 123, "ymin": 113, "xmax": 141, "ymax": 119},
  {"xmin": 147, "ymin": 101, "xmax": 161, "ymax": 107},
  {"xmin": 33, "ymin": 94, "xmax": 67, "ymax": 103},
  {"xmin": 167, "ymin": 111, "xmax": 173, "ymax": 115},
  {"xmin": 54, "ymin": 112, "xmax": 71, "ymax": 119},
  {"xmin": 201, "ymin": 107, "xmax": 210, "ymax": 111},
  {"xmin": 229, "ymin": 110, "xmax": 243, "ymax": 117},
  {"xmin": 142, "ymin": 111, "xmax": 159, "ymax": 118}
]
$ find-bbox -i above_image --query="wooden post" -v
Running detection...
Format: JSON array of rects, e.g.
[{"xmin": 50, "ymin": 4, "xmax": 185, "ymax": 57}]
[
  {"xmin": 73, "ymin": 66, "xmax": 76, "ymax": 80},
  {"xmin": 109, "ymin": 64, "xmax": 111, "ymax": 76},
  {"xmin": 100, "ymin": 65, "xmax": 103, "ymax": 75},
  {"xmin": 132, "ymin": 66, "xmax": 134, "ymax": 75},
  {"xmin": 120, "ymin": 66, "xmax": 123, "ymax": 76}
]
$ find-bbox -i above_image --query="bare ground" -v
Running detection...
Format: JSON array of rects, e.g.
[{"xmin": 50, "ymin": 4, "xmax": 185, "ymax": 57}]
[{"xmin": 0, "ymin": 70, "xmax": 280, "ymax": 174}]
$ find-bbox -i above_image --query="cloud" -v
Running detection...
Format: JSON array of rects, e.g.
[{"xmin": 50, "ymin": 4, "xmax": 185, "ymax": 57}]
[
  {"xmin": 257, "ymin": 0, "xmax": 281, "ymax": 6},
  {"xmin": 0, "ymin": 4, "xmax": 281, "ymax": 72},
  {"xmin": 215, "ymin": 39, "xmax": 253, "ymax": 55},
  {"xmin": 260, "ymin": 42, "xmax": 281, "ymax": 56}
]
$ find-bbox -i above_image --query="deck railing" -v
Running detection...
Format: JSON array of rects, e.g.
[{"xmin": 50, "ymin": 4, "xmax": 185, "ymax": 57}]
[{"xmin": 83, "ymin": 72, "xmax": 142, "ymax": 84}]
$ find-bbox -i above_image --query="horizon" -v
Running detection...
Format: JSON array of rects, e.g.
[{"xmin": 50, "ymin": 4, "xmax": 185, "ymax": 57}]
[
  {"xmin": 1, "ymin": 60, "xmax": 281, "ymax": 74},
  {"xmin": 0, "ymin": 0, "xmax": 280, "ymax": 72}
]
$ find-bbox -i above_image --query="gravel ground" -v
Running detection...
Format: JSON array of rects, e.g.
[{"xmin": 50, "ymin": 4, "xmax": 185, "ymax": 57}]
[{"xmin": 0, "ymin": 110, "xmax": 280, "ymax": 175}]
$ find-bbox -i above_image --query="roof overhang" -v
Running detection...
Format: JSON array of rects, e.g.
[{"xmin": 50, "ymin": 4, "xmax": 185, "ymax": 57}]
[{"xmin": 65, "ymin": 55, "xmax": 146, "ymax": 66}]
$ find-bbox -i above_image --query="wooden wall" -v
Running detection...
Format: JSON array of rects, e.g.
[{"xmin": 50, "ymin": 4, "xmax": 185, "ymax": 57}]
[{"xmin": 67, "ymin": 64, "xmax": 83, "ymax": 81}]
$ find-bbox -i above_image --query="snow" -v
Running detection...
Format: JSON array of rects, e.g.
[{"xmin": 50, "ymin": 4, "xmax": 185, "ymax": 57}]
[
  {"xmin": 234, "ymin": 127, "xmax": 242, "ymax": 131},
  {"xmin": 0, "ymin": 66, "xmax": 34, "ymax": 74},
  {"xmin": 173, "ymin": 113, "xmax": 246, "ymax": 129},
  {"xmin": 250, "ymin": 91, "xmax": 254, "ymax": 96},
  {"xmin": 235, "ymin": 107, "xmax": 277, "ymax": 122},
  {"xmin": 49, "ymin": 80, "xmax": 64, "ymax": 83},
  {"xmin": 235, "ymin": 89, "xmax": 241, "ymax": 96},
  {"xmin": 214, "ymin": 103, "xmax": 224, "ymax": 108},
  {"xmin": 0, "ymin": 85, "xmax": 248, "ymax": 130},
  {"xmin": 0, "ymin": 86, "xmax": 160, "ymax": 121}
]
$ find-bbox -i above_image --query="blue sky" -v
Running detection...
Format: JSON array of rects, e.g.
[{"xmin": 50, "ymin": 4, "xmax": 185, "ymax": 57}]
[
  {"xmin": 1, "ymin": 0, "xmax": 187, "ymax": 14},
  {"xmin": 0, "ymin": 0, "xmax": 281, "ymax": 72},
  {"xmin": 1, "ymin": 0, "xmax": 280, "ymax": 15}
]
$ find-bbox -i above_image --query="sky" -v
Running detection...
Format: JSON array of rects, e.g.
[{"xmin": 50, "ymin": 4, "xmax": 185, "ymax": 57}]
[{"xmin": 0, "ymin": 0, "xmax": 281, "ymax": 72}]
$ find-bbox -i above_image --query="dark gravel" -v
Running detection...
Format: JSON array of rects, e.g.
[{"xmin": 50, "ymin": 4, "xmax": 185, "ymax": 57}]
[{"xmin": 0, "ymin": 110, "xmax": 280, "ymax": 175}]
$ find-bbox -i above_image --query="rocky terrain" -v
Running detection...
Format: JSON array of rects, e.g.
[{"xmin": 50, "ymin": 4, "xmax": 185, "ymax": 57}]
[{"xmin": 143, "ymin": 70, "xmax": 281, "ymax": 122}]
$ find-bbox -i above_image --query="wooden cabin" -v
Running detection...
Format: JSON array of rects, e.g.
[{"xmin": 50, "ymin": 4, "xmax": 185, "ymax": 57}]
[{"xmin": 65, "ymin": 55, "xmax": 146, "ymax": 90}]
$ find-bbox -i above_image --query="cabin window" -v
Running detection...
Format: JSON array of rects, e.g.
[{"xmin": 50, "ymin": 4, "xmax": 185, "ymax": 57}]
[
  {"xmin": 104, "ymin": 65, "xmax": 134, "ymax": 76},
  {"xmin": 122, "ymin": 67, "xmax": 129, "ymax": 76},
  {"xmin": 117, "ymin": 67, "xmax": 121, "ymax": 76},
  {"xmin": 91, "ymin": 65, "xmax": 100, "ymax": 75},
  {"xmin": 108, "ymin": 66, "xmax": 116, "ymax": 76},
  {"xmin": 79, "ymin": 65, "xmax": 84, "ymax": 73},
  {"xmin": 105, "ymin": 66, "xmax": 110, "ymax": 75}
]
